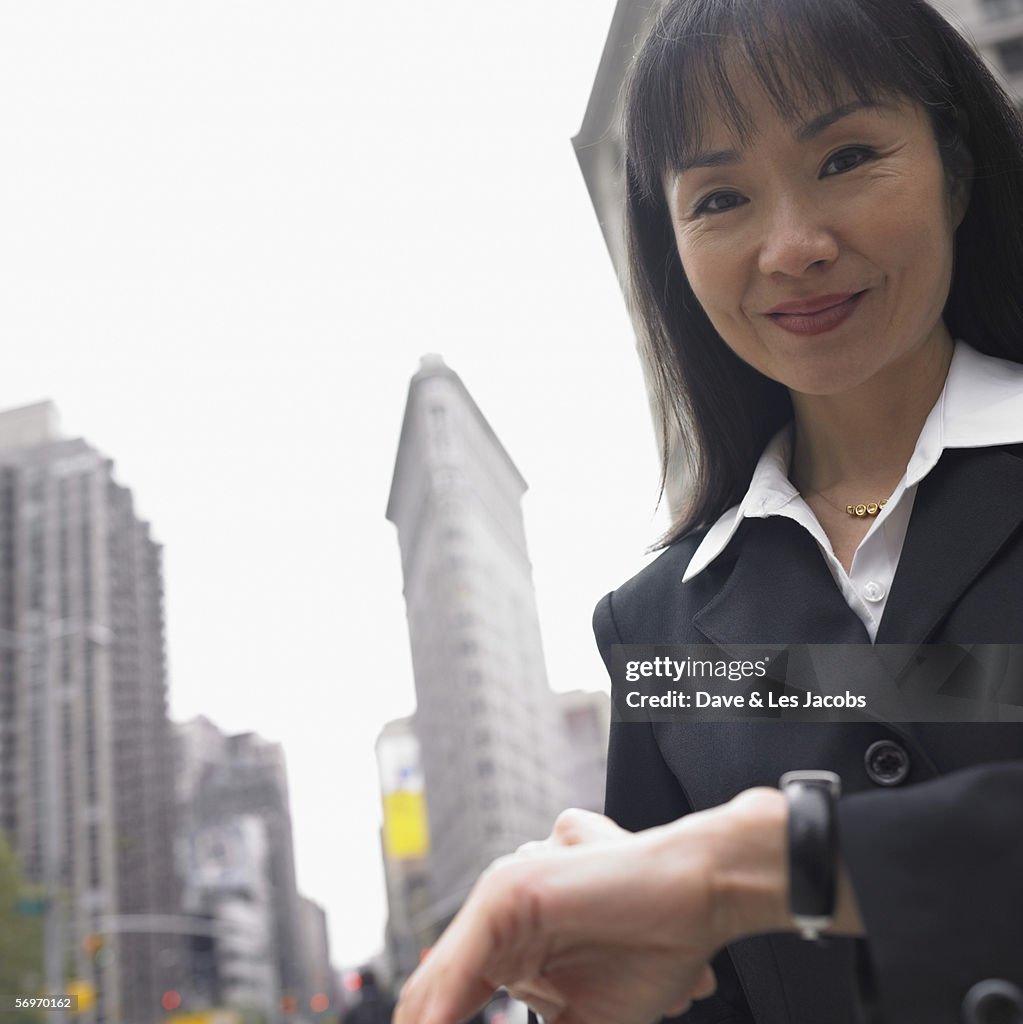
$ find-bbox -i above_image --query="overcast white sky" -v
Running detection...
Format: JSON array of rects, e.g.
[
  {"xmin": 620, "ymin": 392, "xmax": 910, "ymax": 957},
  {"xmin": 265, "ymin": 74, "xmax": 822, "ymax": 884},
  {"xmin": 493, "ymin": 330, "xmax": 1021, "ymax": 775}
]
[{"xmin": 0, "ymin": 2, "xmax": 672, "ymax": 969}]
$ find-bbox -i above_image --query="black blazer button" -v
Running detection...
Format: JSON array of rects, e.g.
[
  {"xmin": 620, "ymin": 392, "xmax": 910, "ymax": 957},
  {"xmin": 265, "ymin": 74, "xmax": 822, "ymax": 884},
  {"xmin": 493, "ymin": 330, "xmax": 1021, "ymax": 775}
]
[
  {"xmin": 962, "ymin": 979, "xmax": 1023, "ymax": 1024},
  {"xmin": 864, "ymin": 739, "xmax": 911, "ymax": 786}
]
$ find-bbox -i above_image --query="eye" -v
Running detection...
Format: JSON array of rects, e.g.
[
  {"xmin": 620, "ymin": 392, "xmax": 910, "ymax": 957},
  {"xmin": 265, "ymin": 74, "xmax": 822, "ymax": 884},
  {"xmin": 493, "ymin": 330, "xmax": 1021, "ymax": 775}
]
[
  {"xmin": 693, "ymin": 191, "xmax": 748, "ymax": 215},
  {"xmin": 821, "ymin": 146, "xmax": 875, "ymax": 176}
]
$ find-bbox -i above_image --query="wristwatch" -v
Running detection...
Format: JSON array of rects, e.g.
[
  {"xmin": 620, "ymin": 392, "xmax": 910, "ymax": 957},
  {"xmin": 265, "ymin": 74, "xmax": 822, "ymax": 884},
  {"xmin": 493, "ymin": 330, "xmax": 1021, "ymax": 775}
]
[{"xmin": 778, "ymin": 770, "xmax": 842, "ymax": 941}]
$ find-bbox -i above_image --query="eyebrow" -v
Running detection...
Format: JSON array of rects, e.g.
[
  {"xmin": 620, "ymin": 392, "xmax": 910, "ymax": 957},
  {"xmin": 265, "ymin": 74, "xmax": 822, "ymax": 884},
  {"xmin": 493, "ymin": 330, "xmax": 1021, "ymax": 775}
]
[{"xmin": 675, "ymin": 100, "xmax": 886, "ymax": 175}]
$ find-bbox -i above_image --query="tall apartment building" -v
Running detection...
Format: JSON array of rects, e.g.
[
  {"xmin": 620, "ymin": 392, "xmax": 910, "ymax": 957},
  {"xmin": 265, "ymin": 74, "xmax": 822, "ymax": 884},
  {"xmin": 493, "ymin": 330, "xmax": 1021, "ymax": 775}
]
[
  {"xmin": 386, "ymin": 357, "xmax": 568, "ymax": 935},
  {"xmin": 0, "ymin": 401, "xmax": 179, "ymax": 1024}
]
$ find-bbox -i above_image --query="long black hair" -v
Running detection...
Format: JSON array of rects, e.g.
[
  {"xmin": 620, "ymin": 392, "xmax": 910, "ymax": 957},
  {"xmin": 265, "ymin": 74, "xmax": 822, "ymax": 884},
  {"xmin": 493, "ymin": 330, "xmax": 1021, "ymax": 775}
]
[{"xmin": 624, "ymin": 0, "xmax": 1023, "ymax": 544}]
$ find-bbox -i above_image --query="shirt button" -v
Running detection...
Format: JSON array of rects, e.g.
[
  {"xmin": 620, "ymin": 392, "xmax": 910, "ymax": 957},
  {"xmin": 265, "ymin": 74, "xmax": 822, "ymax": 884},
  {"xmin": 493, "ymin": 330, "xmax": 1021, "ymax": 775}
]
[{"xmin": 862, "ymin": 580, "xmax": 886, "ymax": 602}]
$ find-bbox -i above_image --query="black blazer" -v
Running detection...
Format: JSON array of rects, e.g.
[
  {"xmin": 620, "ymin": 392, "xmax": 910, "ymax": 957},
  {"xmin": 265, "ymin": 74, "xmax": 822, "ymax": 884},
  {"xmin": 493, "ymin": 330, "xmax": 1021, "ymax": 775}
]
[{"xmin": 593, "ymin": 443, "xmax": 1023, "ymax": 1024}]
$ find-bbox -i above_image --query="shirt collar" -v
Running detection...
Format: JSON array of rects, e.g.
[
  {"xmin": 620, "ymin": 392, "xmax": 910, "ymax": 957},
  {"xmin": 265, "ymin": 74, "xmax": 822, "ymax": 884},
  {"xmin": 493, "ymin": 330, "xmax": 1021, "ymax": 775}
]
[{"xmin": 682, "ymin": 341, "xmax": 1023, "ymax": 583}]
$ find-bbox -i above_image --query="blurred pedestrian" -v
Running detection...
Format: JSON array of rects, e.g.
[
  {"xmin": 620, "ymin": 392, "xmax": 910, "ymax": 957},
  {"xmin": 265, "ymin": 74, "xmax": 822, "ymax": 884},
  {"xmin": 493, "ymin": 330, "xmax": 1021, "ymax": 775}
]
[{"xmin": 343, "ymin": 969, "xmax": 395, "ymax": 1024}]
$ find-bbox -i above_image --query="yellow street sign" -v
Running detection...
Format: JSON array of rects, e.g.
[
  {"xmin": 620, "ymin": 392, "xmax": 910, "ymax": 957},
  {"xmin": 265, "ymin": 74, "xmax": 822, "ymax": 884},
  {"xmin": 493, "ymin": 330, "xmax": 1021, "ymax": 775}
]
[{"xmin": 383, "ymin": 790, "xmax": 430, "ymax": 859}]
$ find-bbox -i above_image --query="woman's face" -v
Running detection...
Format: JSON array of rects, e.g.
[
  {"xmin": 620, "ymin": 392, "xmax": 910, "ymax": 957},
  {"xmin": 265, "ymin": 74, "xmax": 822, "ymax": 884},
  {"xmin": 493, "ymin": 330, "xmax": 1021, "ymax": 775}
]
[{"xmin": 664, "ymin": 67, "xmax": 967, "ymax": 397}]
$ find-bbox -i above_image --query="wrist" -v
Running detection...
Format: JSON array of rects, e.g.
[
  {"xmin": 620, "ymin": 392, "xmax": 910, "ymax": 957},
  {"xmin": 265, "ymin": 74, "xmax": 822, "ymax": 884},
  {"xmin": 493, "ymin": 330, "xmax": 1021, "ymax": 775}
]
[
  {"xmin": 707, "ymin": 787, "xmax": 793, "ymax": 942},
  {"xmin": 653, "ymin": 787, "xmax": 864, "ymax": 948},
  {"xmin": 705, "ymin": 787, "xmax": 865, "ymax": 942}
]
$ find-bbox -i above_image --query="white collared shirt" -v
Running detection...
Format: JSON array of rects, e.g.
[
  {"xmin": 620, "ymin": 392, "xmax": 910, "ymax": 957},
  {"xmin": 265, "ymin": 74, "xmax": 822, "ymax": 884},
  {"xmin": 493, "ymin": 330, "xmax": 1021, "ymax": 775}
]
[{"xmin": 682, "ymin": 342, "xmax": 1023, "ymax": 642}]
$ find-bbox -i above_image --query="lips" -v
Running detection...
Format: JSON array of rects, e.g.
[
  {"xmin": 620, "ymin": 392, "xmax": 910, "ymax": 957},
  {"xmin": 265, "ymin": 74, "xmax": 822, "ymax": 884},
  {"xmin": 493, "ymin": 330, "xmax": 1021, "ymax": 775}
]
[
  {"xmin": 767, "ymin": 291, "xmax": 864, "ymax": 315},
  {"xmin": 766, "ymin": 290, "xmax": 867, "ymax": 336}
]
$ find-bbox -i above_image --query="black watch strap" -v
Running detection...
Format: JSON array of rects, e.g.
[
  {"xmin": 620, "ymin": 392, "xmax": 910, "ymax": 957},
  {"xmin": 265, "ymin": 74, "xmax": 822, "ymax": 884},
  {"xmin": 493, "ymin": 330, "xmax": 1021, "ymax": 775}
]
[{"xmin": 779, "ymin": 770, "xmax": 841, "ymax": 940}]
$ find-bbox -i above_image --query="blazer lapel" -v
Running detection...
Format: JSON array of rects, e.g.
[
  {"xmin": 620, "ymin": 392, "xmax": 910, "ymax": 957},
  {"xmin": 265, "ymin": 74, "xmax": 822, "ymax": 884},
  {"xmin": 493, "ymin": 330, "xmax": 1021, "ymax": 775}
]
[
  {"xmin": 876, "ymin": 445, "xmax": 1023, "ymax": 645},
  {"xmin": 693, "ymin": 516, "xmax": 870, "ymax": 645}
]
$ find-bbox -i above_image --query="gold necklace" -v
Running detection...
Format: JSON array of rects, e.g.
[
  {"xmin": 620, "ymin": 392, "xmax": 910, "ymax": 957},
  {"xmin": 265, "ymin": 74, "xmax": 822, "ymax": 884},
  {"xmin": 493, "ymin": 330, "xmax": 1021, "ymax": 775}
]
[{"xmin": 804, "ymin": 488, "xmax": 888, "ymax": 518}]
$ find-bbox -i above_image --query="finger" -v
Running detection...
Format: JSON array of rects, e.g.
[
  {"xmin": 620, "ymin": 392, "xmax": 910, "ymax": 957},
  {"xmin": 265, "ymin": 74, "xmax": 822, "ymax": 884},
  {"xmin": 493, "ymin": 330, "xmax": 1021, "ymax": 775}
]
[
  {"xmin": 661, "ymin": 965, "xmax": 716, "ymax": 1017},
  {"xmin": 395, "ymin": 951, "xmax": 495, "ymax": 1024},
  {"xmin": 395, "ymin": 861, "xmax": 547, "ymax": 1024},
  {"xmin": 691, "ymin": 964, "xmax": 717, "ymax": 999},
  {"xmin": 551, "ymin": 807, "xmax": 627, "ymax": 846},
  {"xmin": 505, "ymin": 979, "xmax": 567, "ymax": 1022}
]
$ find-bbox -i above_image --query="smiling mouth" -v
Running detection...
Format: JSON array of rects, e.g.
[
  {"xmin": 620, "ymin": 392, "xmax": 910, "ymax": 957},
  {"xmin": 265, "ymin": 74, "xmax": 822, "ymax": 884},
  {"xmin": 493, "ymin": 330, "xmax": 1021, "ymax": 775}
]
[{"xmin": 766, "ymin": 291, "xmax": 868, "ymax": 335}]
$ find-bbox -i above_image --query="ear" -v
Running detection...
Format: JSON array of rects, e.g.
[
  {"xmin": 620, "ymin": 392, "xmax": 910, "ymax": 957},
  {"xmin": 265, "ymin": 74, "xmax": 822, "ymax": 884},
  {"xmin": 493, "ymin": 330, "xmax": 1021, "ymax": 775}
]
[{"xmin": 950, "ymin": 147, "xmax": 974, "ymax": 231}]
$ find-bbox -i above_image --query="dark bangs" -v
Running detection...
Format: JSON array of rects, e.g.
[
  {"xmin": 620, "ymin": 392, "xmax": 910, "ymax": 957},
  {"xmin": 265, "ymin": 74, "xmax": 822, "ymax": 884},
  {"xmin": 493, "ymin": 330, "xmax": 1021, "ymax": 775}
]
[
  {"xmin": 626, "ymin": 0, "xmax": 962, "ymax": 201},
  {"xmin": 622, "ymin": 0, "xmax": 1023, "ymax": 547}
]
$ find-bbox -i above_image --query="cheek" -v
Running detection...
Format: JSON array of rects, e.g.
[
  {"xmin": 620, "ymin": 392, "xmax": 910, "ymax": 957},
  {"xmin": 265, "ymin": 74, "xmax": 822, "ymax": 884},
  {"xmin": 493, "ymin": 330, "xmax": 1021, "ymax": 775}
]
[
  {"xmin": 877, "ymin": 214, "xmax": 955, "ymax": 327},
  {"xmin": 856, "ymin": 175, "xmax": 956, "ymax": 282},
  {"xmin": 873, "ymin": 207, "xmax": 950, "ymax": 262},
  {"xmin": 675, "ymin": 237, "xmax": 744, "ymax": 316}
]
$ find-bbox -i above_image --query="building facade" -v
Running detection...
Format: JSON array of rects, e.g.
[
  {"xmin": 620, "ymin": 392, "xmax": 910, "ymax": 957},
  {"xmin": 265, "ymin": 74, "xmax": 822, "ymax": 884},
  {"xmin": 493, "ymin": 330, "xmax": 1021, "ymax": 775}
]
[
  {"xmin": 183, "ymin": 813, "xmax": 279, "ymax": 1017},
  {"xmin": 386, "ymin": 357, "xmax": 569, "ymax": 936},
  {"xmin": 375, "ymin": 717, "xmax": 433, "ymax": 981},
  {"xmin": 0, "ymin": 401, "xmax": 179, "ymax": 1024},
  {"xmin": 175, "ymin": 716, "xmax": 308, "ymax": 1023},
  {"xmin": 296, "ymin": 896, "xmax": 335, "ymax": 1017},
  {"xmin": 937, "ymin": 0, "xmax": 1023, "ymax": 100},
  {"xmin": 555, "ymin": 690, "xmax": 611, "ymax": 815}
]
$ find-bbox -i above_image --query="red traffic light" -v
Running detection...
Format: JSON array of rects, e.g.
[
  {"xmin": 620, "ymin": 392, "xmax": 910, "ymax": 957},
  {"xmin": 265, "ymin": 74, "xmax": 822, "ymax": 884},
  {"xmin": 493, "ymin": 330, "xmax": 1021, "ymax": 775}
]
[{"xmin": 160, "ymin": 991, "xmax": 182, "ymax": 1012}]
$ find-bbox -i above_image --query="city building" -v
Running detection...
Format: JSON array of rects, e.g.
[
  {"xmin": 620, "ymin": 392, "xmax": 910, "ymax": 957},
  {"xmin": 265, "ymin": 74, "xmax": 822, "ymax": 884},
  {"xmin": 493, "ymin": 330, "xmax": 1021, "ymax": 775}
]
[
  {"xmin": 174, "ymin": 716, "xmax": 308, "ymax": 1023},
  {"xmin": 0, "ymin": 400, "xmax": 179, "ymax": 1024},
  {"xmin": 375, "ymin": 717, "xmax": 433, "ymax": 980},
  {"xmin": 386, "ymin": 356, "xmax": 569, "ymax": 938},
  {"xmin": 937, "ymin": 0, "xmax": 1023, "ymax": 101},
  {"xmin": 554, "ymin": 690, "xmax": 611, "ymax": 814},
  {"xmin": 182, "ymin": 813, "xmax": 278, "ymax": 1017},
  {"xmin": 296, "ymin": 896, "xmax": 335, "ymax": 1018}
]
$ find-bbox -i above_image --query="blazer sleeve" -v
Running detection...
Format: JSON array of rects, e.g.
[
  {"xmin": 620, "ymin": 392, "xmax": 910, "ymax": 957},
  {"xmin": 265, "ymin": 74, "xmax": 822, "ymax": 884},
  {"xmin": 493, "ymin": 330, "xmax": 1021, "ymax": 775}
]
[
  {"xmin": 837, "ymin": 761, "xmax": 1023, "ymax": 1024},
  {"xmin": 595, "ymin": 591, "xmax": 692, "ymax": 828},
  {"xmin": 594, "ymin": 591, "xmax": 756, "ymax": 1024}
]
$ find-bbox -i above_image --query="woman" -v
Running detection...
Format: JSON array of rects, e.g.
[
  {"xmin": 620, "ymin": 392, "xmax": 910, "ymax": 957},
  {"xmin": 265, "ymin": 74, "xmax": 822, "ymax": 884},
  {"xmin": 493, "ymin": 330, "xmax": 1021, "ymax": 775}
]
[{"xmin": 394, "ymin": 0, "xmax": 1023, "ymax": 1021}]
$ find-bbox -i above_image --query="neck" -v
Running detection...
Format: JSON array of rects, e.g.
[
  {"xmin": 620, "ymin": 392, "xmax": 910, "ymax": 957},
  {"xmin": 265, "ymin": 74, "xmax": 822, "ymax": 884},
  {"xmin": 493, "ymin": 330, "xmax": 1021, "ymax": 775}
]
[{"xmin": 789, "ymin": 334, "xmax": 955, "ymax": 497}]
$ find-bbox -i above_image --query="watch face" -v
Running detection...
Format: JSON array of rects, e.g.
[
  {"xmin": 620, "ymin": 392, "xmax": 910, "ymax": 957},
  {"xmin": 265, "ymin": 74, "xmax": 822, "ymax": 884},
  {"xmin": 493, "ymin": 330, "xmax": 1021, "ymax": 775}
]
[{"xmin": 783, "ymin": 773, "xmax": 839, "ymax": 931}]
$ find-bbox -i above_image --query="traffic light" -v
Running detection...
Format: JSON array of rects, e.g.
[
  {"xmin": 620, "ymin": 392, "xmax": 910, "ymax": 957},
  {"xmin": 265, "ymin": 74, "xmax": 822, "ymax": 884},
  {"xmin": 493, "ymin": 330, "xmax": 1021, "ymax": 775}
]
[{"xmin": 161, "ymin": 991, "xmax": 182, "ymax": 1012}]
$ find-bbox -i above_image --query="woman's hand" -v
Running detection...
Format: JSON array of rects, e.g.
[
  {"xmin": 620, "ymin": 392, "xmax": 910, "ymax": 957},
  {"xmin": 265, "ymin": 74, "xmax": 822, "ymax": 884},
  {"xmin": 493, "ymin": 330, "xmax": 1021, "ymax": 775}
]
[
  {"xmin": 504, "ymin": 808, "xmax": 718, "ymax": 1019},
  {"xmin": 393, "ymin": 800, "xmax": 764, "ymax": 1024}
]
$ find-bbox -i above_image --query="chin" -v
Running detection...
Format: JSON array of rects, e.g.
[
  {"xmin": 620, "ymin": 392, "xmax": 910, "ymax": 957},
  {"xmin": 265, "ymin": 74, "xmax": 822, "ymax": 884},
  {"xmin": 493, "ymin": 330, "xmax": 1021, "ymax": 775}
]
[{"xmin": 768, "ymin": 353, "xmax": 883, "ymax": 398}]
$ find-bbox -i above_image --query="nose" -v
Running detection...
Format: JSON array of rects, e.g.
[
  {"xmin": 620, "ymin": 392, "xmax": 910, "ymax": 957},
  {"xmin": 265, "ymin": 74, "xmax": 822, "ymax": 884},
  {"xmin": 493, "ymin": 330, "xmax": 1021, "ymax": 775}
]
[{"xmin": 756, "ymin": 194, "xmax": 839, "ymax": 278}]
